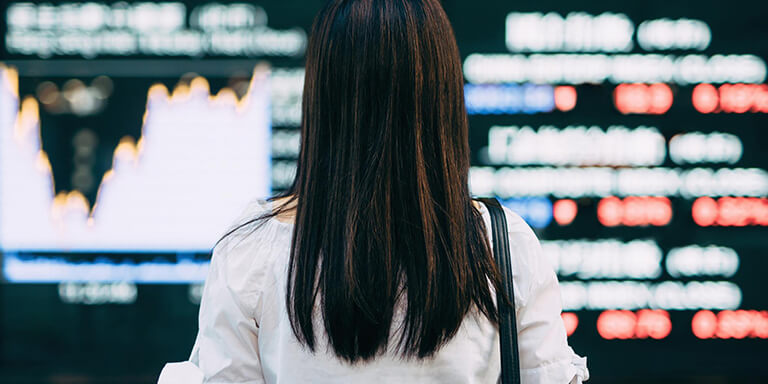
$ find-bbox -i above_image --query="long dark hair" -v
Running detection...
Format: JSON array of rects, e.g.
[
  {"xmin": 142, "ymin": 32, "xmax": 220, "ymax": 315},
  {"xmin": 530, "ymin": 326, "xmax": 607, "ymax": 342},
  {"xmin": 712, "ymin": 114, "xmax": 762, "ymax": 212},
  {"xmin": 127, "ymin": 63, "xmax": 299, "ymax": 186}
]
[{"xmin": 226, "ymin": 0, "xmax": 504, "ymax": 363}]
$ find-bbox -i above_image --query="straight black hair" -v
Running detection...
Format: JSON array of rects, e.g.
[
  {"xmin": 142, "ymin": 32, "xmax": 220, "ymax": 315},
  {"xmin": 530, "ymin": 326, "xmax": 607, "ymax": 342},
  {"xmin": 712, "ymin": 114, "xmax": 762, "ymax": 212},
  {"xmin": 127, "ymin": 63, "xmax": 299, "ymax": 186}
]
[{"xmin": 223, "ymin": 0, "xmax": 505, "ymax": 363}]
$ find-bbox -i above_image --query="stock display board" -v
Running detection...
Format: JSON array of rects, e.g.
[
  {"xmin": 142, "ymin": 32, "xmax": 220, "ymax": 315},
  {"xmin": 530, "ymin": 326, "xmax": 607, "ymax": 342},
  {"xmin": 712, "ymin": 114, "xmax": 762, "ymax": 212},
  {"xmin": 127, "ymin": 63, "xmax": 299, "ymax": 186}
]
[{"xmin": 0, "ymin": 0, "xmax": 766, "ymax": 382}]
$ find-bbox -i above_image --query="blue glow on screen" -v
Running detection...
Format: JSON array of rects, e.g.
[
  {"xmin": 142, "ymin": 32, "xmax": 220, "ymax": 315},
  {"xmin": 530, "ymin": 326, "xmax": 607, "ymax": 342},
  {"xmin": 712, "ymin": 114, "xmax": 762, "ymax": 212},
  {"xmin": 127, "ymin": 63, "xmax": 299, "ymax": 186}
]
[
  {"xmin": 2, "ymin": 253, "xmax": 209, "ymax": 284},
  {"xmin": 465, "ymin": 84, "xmax": 555, "ymax": 114},
  {"xmin": 501, "ymin": 197, "xmax": 553, "ymax": 228}
]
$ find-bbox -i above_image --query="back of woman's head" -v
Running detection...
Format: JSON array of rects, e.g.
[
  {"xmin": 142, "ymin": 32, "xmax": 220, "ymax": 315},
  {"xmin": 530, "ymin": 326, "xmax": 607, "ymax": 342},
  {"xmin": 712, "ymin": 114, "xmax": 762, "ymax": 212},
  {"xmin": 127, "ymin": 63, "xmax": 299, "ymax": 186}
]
[{"xmin": 279, "ymin": 0, "xmax": 504, "ymax": 363}]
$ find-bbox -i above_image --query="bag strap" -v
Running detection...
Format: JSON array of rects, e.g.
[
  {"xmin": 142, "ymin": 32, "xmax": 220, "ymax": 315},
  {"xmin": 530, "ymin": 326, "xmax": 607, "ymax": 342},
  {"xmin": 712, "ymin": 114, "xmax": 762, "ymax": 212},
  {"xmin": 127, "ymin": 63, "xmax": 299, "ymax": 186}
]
[{"xmin": 476, "ymin": 197, "xmax": 521, "ymax": 384}]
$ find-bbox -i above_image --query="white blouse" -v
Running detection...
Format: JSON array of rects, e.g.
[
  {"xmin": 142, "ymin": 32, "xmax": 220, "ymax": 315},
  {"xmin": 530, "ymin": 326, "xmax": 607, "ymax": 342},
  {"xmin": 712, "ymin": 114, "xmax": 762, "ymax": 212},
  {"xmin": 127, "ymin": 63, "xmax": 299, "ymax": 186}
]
[{"xmin": 158, "ymin": 198, "xmax": 589, "ymax": 384}]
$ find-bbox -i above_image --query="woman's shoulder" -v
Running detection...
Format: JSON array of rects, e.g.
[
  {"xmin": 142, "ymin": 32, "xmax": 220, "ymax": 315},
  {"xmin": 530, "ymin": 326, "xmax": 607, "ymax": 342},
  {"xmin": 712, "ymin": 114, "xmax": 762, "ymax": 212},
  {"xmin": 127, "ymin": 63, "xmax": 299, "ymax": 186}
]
[
  {"xmin": 472, "ymin": 199, "xmax": 536, "ymax": 238},
  {"xmin": 218, "ymin": 196, "xmax": 293, "ymax": 245},
  {"xmin": 208, "ymin": 196, "xmax": 290, "ymax": 314},
  {"xmin": 474, "ymin": 199, "xmax": 552, "ymax": 308}
]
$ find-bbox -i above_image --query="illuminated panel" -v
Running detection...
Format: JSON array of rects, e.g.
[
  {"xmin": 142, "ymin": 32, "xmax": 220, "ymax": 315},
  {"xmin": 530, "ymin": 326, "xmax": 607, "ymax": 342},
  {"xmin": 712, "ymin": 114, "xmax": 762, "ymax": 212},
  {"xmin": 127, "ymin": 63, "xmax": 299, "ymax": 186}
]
[
  {"xmin": 559, "ymin": 280, "xmax": 741, "ymax": 311},
  {"xmin": 691, "ymin": 84, "xmax": 719, "ymax": 113},
  {"xmin": 4, "ymin": 2, "xmax": 307, "ymax": 58},
  {"xmin": 469, "ymin": 166, "xmax": 768, "ymax": 198},
  {"xmin": 552, "ymin": 199, "xmax": 578, "ymax": 225},
  {"xmin": 58, "ymin": 282, "xmax": 138, "ymax": 305},
  {"xmin": 464, "ymin": 84, "xmax": 554, "ymax": 114},
  {"xmin": 669, "ymin": 132, "xmax": 742, "ymax": 165},
  {"xmin": 500, "ymin": 197, "xmax": 552, "ymax": 229},
  {"xmin": 692, "ymin": 310, "xmax": 768, "ymax": 339},
  {"xmin": 637, "ymin": 18, "xmax": 711, "ymax": 51},
  {"xmin": 485, "ymin": 125, "xmax": 666, "ymax": 167},
  {"xmin": 693, "ymin": 83, "xmax": 768, "ymax": 114},
  {"xmin": 597, "ymin": 310, "xmax": 636, "ymax": 340},
  {"xmin": 692, "ymin": 197, "xmax": 768, "ymax": 227},
  {"xmin": 271, "ymin": 68, "xmax": 305, "ymax": 127},
  {"xmin": 272, "ymin": 160, "xmax": 299, "ymax": 190},
  {"xmin": 554, "ymin": 86, "xmax": 577, "ymax": 111},
  {"xmin": 613, "ymin": 83, "xmax": 673, "ymax": 115},
  {"xmin": 562, "ymin": 312, "xmax": 579, "ymax": 336},
  {"xmin": 666, "ymin": 245, "xmax": 739, "ymax": 278},
  {"xmin": 634, "ymin": 309, "xmax": 672, "ymax": 339},
  {"xmin": 0, "ymin": 65, "xmax": 272, "ymax": 252},
  {"xmin": 504, "ymin": 12, "xmax": 634, "ymax": 53},
  {"xmin": 597, "ymin": 196, "xmax": 672, "ymax": 227},
  {"xmin": 545, "ymin": 238, "xmax": 745, "ymax": 312},
  {"xmin": 271, "ymin": 129, "xmax": 302, "ymax": 158},
  {"xmin": 597, "ymin": 310, "xmax": 671, "ymax": 340},
  {"xmin": 3, "ymin": 253, "xmax": 208, "ymax": 284},
  {"xmin": 463, "ymin": 53, "xmax": 767, "ymax": 85},
  {"xmin": 543, "ymin": 239, "xmax": 662, "ymax": 280}
]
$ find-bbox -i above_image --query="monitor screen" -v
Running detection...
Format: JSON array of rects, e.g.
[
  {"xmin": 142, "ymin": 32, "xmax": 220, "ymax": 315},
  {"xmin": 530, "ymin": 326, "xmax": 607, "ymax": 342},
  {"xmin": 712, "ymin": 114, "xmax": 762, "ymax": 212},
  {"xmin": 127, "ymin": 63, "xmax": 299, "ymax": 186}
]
[{"xmin": 1, "ymin": 1, "xmax": 766, "ymax": 382}]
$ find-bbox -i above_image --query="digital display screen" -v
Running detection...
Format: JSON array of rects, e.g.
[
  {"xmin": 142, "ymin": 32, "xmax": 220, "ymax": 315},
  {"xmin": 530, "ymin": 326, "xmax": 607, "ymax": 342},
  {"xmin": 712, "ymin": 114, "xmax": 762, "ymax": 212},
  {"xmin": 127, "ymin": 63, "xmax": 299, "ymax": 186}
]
[{"xmin": 1, "ymin": 1, "xmax": 766, "ymax": 382}]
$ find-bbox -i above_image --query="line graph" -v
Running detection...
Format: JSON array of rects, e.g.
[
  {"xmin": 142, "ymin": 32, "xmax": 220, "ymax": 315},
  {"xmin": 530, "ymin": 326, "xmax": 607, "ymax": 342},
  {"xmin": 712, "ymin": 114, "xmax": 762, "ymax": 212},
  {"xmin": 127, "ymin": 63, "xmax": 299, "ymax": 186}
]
[{"xmin": 0, "ymin": 64, "xmax": 272, "ymax": 252}]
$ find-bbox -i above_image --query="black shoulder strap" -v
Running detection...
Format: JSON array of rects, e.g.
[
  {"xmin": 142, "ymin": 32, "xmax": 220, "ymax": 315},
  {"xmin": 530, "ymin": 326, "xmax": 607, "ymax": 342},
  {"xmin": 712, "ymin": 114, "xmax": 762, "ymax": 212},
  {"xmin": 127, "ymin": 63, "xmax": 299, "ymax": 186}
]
[{"xmin": 476, "ymin": 197, "xmax": 521, "ymax": 384}]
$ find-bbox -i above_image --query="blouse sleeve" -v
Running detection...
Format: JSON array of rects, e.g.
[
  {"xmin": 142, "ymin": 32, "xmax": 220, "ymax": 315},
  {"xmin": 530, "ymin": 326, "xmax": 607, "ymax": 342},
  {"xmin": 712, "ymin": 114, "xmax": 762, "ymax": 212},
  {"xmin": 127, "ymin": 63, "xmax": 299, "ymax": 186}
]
[
  {"xmin": 501, "ymin": 207, "xmax": 589, "ymax": 384},
  {"xmin": 158, "ymin": 199, "xmax": 270, "ymax": 384},
  {"xmin": 187, "ymin": 236, "xmax": 267, "ymax": 384}
]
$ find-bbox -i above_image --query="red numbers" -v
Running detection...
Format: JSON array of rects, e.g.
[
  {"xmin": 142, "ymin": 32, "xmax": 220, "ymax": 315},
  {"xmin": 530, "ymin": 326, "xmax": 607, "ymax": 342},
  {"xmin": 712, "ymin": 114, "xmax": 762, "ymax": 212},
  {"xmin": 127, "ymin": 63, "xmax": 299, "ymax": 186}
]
[
  {"xmin": 554, "ymin": 86, "xmax": 577, "ymax": 112},
  {"xmin": 692, "ymin": 310, "xmax": 768, "ymax": 339},
  {"xmin": 562, "ymin": 312, "xmax": 579, "ymax": 336},
  {"xmin": 597, "ymin": 309, "xmax": 671, "ymax": 340},
  {"xmin": 597, "ymin": 310, "xmax": 636, "ymax": 340},
  {"xmin": 635, "ymin": 309, "xmax": 673, "ymax": 339},
  {"xmin": 692, "ymin": 84, "xmax": 719, "ymax": 113},
  {"xmin": 693, "ymin": 83, "xmax": 768, "ymax": 114},
  {"xmin": 553, "ymin": 199, "xmax": 578, "ymax": 226},
  {"xmin": 691, "ymin": 310, "xmax": 718, "ymax": 339},
  {"xmin": 598, "ymin": 196, "xmax": 672, "ymax": 227},
  {"xmin": 614, "ymin": 83, "xmax": 673, "ymax": 114},
  {"xmin": 692, "ymin": 197, "xmax": 768, "ymax": 227}
]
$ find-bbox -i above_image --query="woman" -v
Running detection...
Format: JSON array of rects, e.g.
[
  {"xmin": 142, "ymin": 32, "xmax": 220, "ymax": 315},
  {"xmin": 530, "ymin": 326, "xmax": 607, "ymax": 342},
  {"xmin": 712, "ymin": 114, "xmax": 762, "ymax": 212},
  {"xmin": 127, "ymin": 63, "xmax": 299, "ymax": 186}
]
[{"xmin": 160, "ymin": 0, "xmax": 588, "ymax": 382}]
